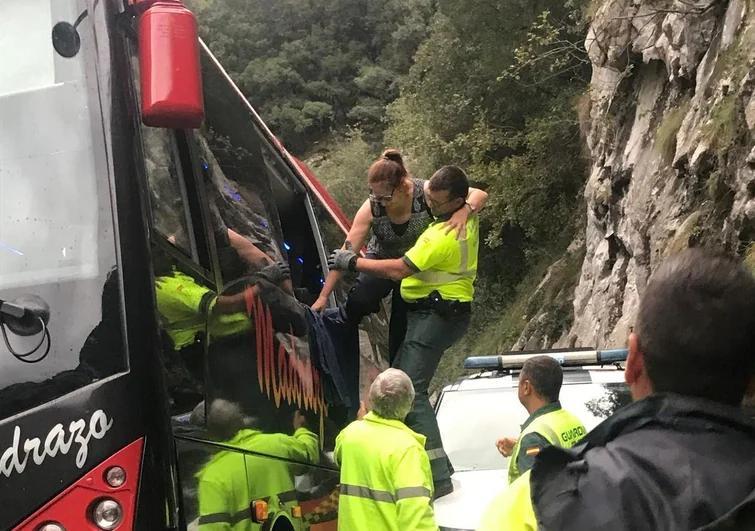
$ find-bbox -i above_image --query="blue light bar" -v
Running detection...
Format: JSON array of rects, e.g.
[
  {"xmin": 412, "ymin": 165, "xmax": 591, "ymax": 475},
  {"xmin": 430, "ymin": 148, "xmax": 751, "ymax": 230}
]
[
  {"xmin": 283, "ymin": 242, "xmax": 291, "ymax": 251},
  {"xmin": 463, "ymin": 348, "xmax": 628, "ymax": 371},
  {"xmin": 464, "ymin": 356, "xmax": 500, "ymax": 370},
  {"xmin": 598, "ymin": 349, "xmax": 628, "ymax": 364},
  {"xmin": 297, "ymin": 257, "xmax": 304, "ymax": 264}
]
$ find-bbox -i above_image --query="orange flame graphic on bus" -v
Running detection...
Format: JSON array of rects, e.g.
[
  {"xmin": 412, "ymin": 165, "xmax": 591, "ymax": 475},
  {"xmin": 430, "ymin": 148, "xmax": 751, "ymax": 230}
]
[{"xmin": 245, "ymin": 288, "xmax": 328, "ymax": 438}]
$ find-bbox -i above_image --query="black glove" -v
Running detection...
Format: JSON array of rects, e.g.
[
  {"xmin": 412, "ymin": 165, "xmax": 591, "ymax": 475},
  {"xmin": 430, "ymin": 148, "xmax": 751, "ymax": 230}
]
[
  {"xmin": 257, "ymin": 261, "xmax": 291, "ymax": 285},
  {"xmin": 328, "ymin": 241, "xmax": 358, "ymax": 272}
]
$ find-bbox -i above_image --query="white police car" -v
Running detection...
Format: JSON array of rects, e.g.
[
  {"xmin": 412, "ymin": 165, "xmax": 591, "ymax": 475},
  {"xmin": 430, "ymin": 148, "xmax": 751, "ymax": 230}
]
[{"xmin": 433, "ymin": 348, "xmax": 632, "ymax": 531}]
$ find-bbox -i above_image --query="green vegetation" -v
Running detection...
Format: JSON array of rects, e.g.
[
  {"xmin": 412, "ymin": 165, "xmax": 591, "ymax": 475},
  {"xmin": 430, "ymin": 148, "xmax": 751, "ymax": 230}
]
[
  {"xmin": 654, "ymin": 99, "xmax": 689, "ymax": 163},
  {"xmin": 744, "ymin": 242, "xmax": 755, "ymax": 275},
  {"xmin": 189, "ymin": 0, "xmax": 435, "ymax": 153},
  {"xmin": 664, "ymin": 211, "xmax": 703, "ymax": 258},
  {"xmin": 431, "ymin": 230, "xmax": 584, "ymax": 394},
  {"xmin": 703, "ymin": 93, "xmax": 747, "ymax": 151},
  {"xmin": 710, "ymin": 24, "xmax": 754, "ymax": 88},
  {"xmin": 306, "ymin": 130, "xmax": 375, "ymax": 219},
  {"xmin": 193, "ymin": 0, "xmax": 595, "ymax": 386}
]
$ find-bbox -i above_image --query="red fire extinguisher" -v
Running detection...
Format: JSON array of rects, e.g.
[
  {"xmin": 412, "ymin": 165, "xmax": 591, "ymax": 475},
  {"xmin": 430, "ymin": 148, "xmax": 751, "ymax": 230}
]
[{"xmin": 136, "ymin": 0, "xmax": 204, "ymax": 129}]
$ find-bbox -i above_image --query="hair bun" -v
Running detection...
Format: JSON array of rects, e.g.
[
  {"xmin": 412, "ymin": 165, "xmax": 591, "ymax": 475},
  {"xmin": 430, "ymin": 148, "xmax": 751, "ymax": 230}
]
[{"xmin": 381, "ymin": 149, "xmax": 404, "ymax": 167}]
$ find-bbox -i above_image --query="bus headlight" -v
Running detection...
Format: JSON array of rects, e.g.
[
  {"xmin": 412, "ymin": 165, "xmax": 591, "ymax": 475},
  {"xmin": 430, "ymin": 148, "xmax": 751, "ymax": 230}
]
[
  {"xmin": 37, "ymin": 523, "xmax": 65, "ymax": 531},
  {"xmin": 92, "ymin": 498, "xmax": 123, "ymax": 530}
]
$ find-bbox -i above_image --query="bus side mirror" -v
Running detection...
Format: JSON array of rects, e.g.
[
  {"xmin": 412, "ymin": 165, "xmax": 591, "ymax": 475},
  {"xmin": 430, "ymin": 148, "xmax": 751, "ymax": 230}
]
[
  {"xmin": 0, "ymin": 295, "xmax": 50, "ymax": 337},
  {"xmin": 137, "ymin": 1, "xmax": 204, "ymax": 129}
]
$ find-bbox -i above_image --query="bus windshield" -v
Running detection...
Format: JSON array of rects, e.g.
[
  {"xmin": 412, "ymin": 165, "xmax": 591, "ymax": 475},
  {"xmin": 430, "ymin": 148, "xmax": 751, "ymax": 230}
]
[{"xmin": 0, "ymin": 0, "xmax": 126, "ymax": 420}]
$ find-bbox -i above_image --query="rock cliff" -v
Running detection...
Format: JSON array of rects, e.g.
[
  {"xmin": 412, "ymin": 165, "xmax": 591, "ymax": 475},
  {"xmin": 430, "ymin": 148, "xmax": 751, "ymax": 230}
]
[{"xmin": 517, "ymin": 0, "xmax": 755, "ymax": 349}]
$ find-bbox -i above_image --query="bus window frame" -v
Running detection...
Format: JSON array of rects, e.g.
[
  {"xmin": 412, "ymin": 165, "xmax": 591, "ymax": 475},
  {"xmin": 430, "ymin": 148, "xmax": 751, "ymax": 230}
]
[
  {"xmin": 122, "ymin": 32, "xmax": 219, "ymax": 289},
  {"xmin": 303, "ymin": 192, "xmax": 336, "ymax": 306}
]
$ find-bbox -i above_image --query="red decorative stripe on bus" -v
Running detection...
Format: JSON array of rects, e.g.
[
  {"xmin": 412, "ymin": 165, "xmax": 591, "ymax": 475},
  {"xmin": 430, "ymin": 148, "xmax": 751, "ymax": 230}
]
[{"xmin": 245, "ymin": 287, "xmax": 328, "ymax": 438}]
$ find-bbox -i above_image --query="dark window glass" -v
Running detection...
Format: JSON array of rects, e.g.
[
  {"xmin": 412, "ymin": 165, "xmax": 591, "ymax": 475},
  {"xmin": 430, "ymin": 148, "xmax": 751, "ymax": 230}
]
[{"xmin": 0, "ymin": 1, "xmax": 127, "ymax": 420}]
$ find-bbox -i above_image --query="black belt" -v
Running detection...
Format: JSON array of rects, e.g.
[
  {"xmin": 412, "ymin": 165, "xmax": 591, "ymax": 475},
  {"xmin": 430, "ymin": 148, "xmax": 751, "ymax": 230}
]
[{"xmin": 407, "ymin": 294, "xmax": 471, "ymax": 316}]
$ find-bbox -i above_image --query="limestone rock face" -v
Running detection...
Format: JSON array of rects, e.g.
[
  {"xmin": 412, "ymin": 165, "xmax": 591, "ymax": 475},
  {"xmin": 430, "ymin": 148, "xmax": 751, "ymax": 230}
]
[{"xmin": 515, "ymin": 0, "xmax": 755, "ymax": 350}]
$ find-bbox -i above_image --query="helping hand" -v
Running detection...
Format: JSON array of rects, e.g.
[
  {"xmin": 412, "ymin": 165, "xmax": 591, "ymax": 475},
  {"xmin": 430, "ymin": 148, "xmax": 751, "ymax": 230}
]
[
  {"xmin": 258, "ymin": 261, "xmax": 291, "ymax": 285},
  {"xmin": 328, "ymin": 241, "xmax": 358, "ymax": 272},
  {"xmin": 311, "ymin": 296, "xmax": 329, "ymax": 313},
  {"xmin": 443, "ymin": 204, "xmax": 470, "ymax": 239}
]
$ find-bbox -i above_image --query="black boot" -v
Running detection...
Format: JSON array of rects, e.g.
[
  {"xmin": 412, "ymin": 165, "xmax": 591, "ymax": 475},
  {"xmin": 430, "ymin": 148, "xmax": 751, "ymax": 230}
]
[{"xmin": 433, "ymin": 479, "xmax": 454, "ymax": 500}]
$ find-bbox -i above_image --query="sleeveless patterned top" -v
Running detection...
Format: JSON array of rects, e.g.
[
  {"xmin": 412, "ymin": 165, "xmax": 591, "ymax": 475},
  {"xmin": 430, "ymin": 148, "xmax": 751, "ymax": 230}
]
[{"xmin": 366, "ymin": 178, "xmax": 432, "ymax": 259}]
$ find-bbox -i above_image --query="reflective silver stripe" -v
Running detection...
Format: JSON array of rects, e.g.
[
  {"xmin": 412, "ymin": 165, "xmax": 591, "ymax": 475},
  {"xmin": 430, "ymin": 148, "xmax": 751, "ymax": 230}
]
[
  {"xmin": 340, "ymin": 484, "xmax": 396, "ymax": 503},
  {"xmin": 198, "ymin": 510, "xmax": 250, "ymax": 525},
  {"xmin": 395, "ymin": 486, "xmax": 433, "ymax": 500},
  {"xmin": 277, "ymin": 489, "xmax": 298, "ymax": 504},
  {"xmin": 426, "ymin": 448, "xmax": 447, "ymax": 461},
  {"xmin": 412, "ymin": 269, "xmax": 477, "ymax": 284},
  {"xmin": 536, "ymin": 424, "xmax": 559, "ymax": 445},
  {"xmin": 459, "ymin": 235, "xmax": 469, "ymax": 271},
  {"xmin": 339, "ymin": 484, "xmax": 432, "ymax": 504}
]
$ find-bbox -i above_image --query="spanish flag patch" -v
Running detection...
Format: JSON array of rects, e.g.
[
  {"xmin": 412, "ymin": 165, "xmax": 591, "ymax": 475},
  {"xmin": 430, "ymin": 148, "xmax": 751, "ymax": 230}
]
[{"xmin": 525, "ymin": 447, "xmax": 540, "ymax": 456}]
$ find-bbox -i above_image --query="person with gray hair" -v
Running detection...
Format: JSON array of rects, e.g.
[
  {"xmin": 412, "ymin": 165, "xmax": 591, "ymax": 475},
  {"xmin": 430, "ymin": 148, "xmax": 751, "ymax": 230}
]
[
  {"xmin": 335, "ymin": 369, "xmax": 439, "ymax": 530},
  {"xmin": 369, "ymin": 367, "xmax": 416, "ymax": 420}
]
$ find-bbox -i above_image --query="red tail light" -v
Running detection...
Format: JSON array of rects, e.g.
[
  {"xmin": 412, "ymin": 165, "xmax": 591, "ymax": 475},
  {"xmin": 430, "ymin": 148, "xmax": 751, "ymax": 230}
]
[{"xmin": 13, "ymin": 438, "xmax": 143, "ymax": 531}]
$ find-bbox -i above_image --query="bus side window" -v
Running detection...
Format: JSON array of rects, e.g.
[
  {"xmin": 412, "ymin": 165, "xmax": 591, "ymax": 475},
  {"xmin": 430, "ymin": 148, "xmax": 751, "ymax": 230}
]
[
  {"xmin": 141, "ymin": 128, "xmax": 195, "ymax": 256},
  {"xmin": 127, "ymin": 45, "xmax": 209, "ymax": 417},
  {"xmin": 128, "ymin": 52, "xmax": 196, "ymax": 260},
  {"xmin": 196, "ymin": 130, "xmax": 287, "ymax": 288}
]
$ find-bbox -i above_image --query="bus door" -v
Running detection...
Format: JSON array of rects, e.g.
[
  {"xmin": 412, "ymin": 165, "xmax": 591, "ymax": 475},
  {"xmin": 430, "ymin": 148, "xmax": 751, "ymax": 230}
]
[{"xmin": 129, "ymin": 32, "xmax": 347, "ymax": 530}]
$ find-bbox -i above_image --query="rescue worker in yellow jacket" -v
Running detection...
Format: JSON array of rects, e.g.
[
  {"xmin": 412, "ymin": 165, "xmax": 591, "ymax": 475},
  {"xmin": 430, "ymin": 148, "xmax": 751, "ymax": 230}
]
[
  {"xmin": 478, "ymin": 470, "xmax": 537, "ymax": 530},
  {"xmin": 195, "ymin": 399, "xmax": 319, "ymax": 531},
  {"xmin": 335, "ymin": 368, "xmax": 438, "ymax": 531},
  {"xmin": 329, "ymin": 166, "xmax": 479, "ymax": 498},
  {"xmin": 496, "ymin": 355, "xmax": 586, "ymax": 484}
]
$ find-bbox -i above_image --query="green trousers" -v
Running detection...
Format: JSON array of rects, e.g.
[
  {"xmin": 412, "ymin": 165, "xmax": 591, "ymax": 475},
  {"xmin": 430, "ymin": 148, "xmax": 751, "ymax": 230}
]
[{"xmin": 391, "ymin": 308, "xmax": 471, "ymax": 485}]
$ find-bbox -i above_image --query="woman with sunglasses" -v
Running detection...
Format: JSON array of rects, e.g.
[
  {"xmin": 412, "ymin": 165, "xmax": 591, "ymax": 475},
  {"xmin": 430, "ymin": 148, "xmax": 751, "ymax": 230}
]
[{"xmin": 312, "ymin": 149, "xmax": 488, "ymax": 363}]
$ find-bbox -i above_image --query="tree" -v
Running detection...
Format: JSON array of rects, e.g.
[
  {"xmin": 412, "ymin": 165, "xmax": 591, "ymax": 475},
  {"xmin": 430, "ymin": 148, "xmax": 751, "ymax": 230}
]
[{"xmin": 190, "ymin": 0, "xmax": 434, "ymax": 154}]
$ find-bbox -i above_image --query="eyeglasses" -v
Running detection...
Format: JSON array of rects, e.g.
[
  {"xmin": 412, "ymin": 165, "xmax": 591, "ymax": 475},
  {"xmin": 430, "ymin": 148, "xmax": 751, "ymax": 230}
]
[
  {"xmin": 369, "ymin": 185, "xmax": 397, "ymax": 203},
  {"xmin": 425, "ymin": 191, "xmax": 457, "ymax": 209}
]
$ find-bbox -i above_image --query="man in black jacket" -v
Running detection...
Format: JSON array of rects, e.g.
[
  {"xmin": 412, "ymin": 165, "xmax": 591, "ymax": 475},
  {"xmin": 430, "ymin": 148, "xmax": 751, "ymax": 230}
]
[{"xmin": 483, "ymin": 248, "xmax": 755, "ymax": 530}]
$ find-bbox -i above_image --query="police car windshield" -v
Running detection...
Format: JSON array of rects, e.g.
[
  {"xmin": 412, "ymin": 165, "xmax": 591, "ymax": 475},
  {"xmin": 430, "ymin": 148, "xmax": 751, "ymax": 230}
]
[{"xmin": 436, "ymin": 380, "xmax": 631, "ymax": 472}]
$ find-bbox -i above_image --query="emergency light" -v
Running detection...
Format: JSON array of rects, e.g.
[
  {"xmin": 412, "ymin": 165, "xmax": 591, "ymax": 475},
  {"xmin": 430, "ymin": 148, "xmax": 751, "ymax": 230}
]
[
  {"xmin": 132, "ymin": 0, "xmax": 205, "ymax": 128},
  {"xmin": 464, "ymin": 347, "xmax": 628, "ymax": 371}
]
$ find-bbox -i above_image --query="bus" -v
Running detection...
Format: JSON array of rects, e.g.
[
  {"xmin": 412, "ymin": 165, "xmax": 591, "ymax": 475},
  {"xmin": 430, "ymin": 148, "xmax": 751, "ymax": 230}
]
[{"xmin": 0, "ymin": 0, "xmax": 388, "ymax": 529}]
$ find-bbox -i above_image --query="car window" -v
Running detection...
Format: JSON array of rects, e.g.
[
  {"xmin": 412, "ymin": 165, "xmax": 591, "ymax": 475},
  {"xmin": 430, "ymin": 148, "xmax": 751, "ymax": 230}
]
[{"xmin": 436, "ymin": 380, "xmax": 631, "ymax": 472}]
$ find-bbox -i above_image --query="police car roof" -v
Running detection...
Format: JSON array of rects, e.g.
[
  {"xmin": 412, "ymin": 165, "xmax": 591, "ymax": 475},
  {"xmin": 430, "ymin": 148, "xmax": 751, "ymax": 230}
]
[{"xmin": 441, "ymin": 364, "xmax": 626, "ymax": 393}]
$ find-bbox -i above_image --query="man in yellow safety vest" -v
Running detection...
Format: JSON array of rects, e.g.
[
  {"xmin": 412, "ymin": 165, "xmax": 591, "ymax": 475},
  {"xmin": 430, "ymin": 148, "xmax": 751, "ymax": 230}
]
[
  {"xmin": 329, "ymin": 166, "xmax": 479, "ymax": 498},
  {"xmin": 335, "ymin": 368, "xmax": 438, "ymax": 531},
  {"xmin": 496, "ymin": 355, "xmax": 586, "ymax": 484}
]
